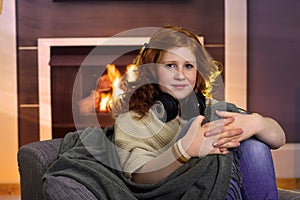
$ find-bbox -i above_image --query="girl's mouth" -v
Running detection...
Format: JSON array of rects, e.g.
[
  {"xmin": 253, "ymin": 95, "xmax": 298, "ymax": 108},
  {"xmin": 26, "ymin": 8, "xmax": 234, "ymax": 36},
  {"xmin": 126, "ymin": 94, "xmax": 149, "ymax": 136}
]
[{"xmin": 172, "ymin": 84, "xmax": 187, "ymax": 90}]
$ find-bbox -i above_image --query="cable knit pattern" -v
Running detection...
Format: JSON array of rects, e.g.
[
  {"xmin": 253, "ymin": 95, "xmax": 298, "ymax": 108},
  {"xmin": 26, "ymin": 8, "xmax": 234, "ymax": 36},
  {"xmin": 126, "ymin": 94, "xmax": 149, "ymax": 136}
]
[
  {"xmin": 114, "ymin": 98, "xmax": 217, "ymax": 178},
  {"xmin": 114, "ymin": 109, "xmax": 186, "ymax": 177}
]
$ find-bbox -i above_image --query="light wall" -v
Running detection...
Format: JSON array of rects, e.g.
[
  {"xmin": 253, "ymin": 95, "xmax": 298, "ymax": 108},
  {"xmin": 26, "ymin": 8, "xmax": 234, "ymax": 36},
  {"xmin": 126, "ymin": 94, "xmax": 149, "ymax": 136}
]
[
  {"xmin": 225, "ymin": 0, "xmax": 247, "ymax": 109},
  {"xmin": 0, "ymin": 0, "xmax": 19, "ymax": 183}
]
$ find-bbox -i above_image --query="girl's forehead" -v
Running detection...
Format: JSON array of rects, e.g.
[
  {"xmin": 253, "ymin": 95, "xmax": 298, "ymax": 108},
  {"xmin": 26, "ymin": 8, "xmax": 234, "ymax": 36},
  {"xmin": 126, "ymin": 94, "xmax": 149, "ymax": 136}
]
[{"xmin": 162, "ymin": 47, "xmax": 196, "ymax": 62}]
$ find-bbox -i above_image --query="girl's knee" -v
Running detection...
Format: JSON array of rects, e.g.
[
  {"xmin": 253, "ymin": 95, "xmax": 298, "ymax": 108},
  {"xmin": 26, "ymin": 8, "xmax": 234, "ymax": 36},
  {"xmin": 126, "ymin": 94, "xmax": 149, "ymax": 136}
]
[
  {"xmin": 240, "ymin": 137, "xmax": 269, "ymax": 153},
  {"xmin": 237, "ymin": 137, "xmax": 273, "ymax": 163}
]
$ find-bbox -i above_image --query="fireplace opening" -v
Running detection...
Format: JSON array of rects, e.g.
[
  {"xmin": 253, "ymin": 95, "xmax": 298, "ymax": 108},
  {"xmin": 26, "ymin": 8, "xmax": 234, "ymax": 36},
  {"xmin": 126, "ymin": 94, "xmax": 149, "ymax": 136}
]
[{"xmin": 50, "ymin": 45, "xmax": 140, "ymax": 138}]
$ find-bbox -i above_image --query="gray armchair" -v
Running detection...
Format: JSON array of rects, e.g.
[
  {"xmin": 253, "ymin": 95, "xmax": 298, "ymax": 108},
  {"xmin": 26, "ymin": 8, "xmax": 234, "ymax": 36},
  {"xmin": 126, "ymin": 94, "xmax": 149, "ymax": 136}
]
[
  {"xmin": 18, "ymin": 138, "xmax": 300, "ymax": 200},
  {"xmin": 18, "ymin": 138, "xmax": 60, "ymax": 200}
]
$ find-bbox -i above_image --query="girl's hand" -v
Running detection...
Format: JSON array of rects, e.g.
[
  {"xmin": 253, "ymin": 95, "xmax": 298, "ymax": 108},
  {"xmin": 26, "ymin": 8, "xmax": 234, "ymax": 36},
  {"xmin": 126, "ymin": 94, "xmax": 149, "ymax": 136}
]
[
  {"xmin": 204, "ymin": 120, "xmax": 242, "ymax": 152},
  {"xmin": 214, "ymin": 110, "xmax": 263, "ymax": 142},
  {"xmin": 215, "ymin": 110, "xmax": 286, "ymax": 149},
  {"xmin": 181, "ymin": 115, "xmax": 242, "ymax": 157}
]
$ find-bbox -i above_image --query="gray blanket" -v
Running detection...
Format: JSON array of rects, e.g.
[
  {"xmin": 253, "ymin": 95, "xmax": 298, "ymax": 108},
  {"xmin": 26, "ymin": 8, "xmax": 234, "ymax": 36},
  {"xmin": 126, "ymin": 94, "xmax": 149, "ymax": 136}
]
[{"xmin": 43, "ymin": 126, "xmax": 233, "ymax": 200}]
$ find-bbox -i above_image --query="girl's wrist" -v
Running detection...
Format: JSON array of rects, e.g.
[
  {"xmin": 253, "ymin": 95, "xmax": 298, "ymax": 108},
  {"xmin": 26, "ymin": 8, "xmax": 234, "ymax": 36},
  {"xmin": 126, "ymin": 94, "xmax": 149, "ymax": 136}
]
[
  {"xmin": 252, "ymin": 113, "xmax": 265, "ymax": 135},
  {"xmin": 172, "ymin": 139, "xmax": 191, "ymax": 164},
  {"xmin": 180, "ymin": 136, "xmax": 192, "ymax": 157},
  {"xmin": 177, "ymin": 139, "xmax": 191, "ymax": 160}
]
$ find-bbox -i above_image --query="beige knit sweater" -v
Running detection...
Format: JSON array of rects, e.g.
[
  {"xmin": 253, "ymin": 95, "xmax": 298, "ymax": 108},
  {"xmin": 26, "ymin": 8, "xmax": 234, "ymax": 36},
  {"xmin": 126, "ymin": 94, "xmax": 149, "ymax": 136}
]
[
  {"xmin": 114, "ymin": 109, "xmax": 187, "ymax": 177},
  {"xmin": 114, "ymin": 98, "xmax": 216, "ymax": 178}
]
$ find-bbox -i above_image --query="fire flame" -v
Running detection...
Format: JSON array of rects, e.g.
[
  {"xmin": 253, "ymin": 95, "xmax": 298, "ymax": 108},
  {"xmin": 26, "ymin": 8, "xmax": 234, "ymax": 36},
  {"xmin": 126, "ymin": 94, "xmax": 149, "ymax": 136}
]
[
  {"xmin": 106, "ymin": 64, "xmax": 121, "ymax": 84},
  {"xmin": 95, "ymin": 63, "xmax": 137, "ymax": 112},
  {"xmin": 99, "ymin": 93, "xmax": 111, "ymax": 112},
  {"xmin": 126, "ymin": 64, "xmax": 138, "ymax": 82}
]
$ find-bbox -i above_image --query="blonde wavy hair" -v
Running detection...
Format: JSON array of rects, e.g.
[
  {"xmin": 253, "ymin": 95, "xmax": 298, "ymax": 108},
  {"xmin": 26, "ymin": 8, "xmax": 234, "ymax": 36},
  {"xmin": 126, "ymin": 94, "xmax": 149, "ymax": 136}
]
[{"xmin": 112, "ymin": 25, "xmax": 222, "ymax": 119}]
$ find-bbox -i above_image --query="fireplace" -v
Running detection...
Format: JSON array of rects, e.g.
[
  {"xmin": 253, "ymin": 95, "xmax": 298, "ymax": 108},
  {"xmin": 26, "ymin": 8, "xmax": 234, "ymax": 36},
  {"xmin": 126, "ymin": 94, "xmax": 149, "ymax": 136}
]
[
  {"xmin": 38, "ymin": 37, "xmax": 150, "ymax": 140},
  {"xmin": 51, "ymin": 45, "xmax": 142, "ymax": 138}
]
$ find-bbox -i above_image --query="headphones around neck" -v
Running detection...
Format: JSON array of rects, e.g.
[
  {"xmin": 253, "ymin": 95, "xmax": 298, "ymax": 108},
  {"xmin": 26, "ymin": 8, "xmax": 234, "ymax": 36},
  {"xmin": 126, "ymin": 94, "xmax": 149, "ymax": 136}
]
[{"xmin": 151, "ymin": 91, "xmax": 206, "ymax": 123}]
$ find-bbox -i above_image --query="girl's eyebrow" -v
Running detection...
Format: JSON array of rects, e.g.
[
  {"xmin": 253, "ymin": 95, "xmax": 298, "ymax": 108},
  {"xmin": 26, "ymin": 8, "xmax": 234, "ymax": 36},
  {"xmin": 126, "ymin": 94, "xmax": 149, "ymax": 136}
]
[
  {"xmin": 161, "ymin": 60, "xmax": 195, "ymax": 63},
  {"xmin": 161, "ymin": 60, "xmax": 176, "ymax": 63}
]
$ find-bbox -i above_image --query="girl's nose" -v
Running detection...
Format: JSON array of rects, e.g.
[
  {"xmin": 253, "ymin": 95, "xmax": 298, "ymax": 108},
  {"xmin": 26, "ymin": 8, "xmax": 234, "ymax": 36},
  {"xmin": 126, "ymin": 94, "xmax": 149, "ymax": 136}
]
[{"xmin": 174, "ymin": 67, "xmax": 185, "ymax": 80}]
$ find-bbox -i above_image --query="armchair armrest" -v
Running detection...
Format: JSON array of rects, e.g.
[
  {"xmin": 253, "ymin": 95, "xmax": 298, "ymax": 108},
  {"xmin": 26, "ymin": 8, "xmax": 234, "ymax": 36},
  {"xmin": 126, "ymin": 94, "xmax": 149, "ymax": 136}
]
[{"xmin": 17, "ymin": 138, "xmax": 63, "ymax": 200}]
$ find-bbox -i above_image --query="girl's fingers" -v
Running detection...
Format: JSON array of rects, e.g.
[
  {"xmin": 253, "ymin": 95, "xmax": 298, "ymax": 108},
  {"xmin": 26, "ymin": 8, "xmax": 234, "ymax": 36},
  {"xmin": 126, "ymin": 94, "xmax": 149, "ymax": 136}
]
[
  {"xmin": 209, "ymin": 147, "xmax": 230, "ymax": 155},
  {"xmin": 202, "ymin": 116, "xmax": 234, "ymax": 128},
  {"xmin": 204, "ymin": 110, "xmax": 243, "ymax": 151},
  {"xmin": 213, "ymin": 139, "xmax": 241, "ymax": 149},
  {"xmin": 218, "ymin": 128, "xmax": 243, "ymax": 140},
  {"xmin": 203, "ymin": 117, "xmax": 235, "ymax": 136},
  {"xmin": 219, "ymin": 147, "xmax": 229, "ymax": 153}
]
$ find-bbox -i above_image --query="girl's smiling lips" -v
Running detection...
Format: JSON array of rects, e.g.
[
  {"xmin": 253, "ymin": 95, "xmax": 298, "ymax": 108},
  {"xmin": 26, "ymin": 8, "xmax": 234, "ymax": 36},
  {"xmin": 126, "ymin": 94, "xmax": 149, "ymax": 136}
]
[{"xmin": 172, "ymin": 84, "xmax": 188, "ymax": 89}]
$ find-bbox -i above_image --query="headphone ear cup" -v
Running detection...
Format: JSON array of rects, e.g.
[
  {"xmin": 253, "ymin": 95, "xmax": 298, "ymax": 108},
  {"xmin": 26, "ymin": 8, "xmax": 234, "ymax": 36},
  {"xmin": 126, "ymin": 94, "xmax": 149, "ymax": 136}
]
[
  {"xmin": 180, "ymin": 93, "xmax": 206, "ymax": 121},
  {"xmin": 151, "ymin": 92, "xmax": 179, "ymax": 122}
]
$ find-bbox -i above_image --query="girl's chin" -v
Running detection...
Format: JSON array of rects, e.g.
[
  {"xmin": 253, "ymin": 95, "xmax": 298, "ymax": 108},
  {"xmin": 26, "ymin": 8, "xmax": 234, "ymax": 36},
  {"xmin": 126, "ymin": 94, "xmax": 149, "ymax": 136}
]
[
  {"xmin": 160, "ymin": 88, "xmax": 192, "ymax": 100},
  {"xmin": 169, "ymin": 92, "xmax": 191, "ymax": 100}
]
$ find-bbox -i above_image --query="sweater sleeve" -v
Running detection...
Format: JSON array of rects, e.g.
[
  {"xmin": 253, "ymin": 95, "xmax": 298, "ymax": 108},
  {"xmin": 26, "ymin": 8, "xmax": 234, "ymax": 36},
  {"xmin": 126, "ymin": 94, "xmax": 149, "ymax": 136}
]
[{"xmin": 114, "ymin": 110, "xmax": 181, "ymax": 178}]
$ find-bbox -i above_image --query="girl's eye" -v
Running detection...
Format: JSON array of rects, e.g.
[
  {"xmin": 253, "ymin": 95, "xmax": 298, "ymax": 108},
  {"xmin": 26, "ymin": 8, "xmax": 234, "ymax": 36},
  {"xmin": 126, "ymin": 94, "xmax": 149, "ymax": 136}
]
[
  {"xmin": 185, "ymin": 64, "xmax": 195, "ymax": 69},
  {"xmin": 164, "ymin": 63, "xmax": 195, "ymax": 69},
  {"xmin": 165, "ymin": 63, "xmax": 176, "ymax": 68}
]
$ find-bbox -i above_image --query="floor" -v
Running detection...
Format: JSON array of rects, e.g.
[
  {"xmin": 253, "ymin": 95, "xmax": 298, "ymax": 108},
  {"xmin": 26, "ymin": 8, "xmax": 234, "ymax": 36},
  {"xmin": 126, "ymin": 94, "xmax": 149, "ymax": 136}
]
[{"xmin": 0, "ymin": 197, "xmax": 20, "ymax": 200}]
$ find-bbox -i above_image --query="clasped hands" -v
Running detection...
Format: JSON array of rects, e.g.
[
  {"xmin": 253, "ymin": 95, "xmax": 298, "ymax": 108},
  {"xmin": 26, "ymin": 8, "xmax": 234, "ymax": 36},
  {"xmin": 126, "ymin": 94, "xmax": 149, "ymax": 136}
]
[{"xmin": 181, "ymin": 110, "xmax": 261, "ymax": 157}]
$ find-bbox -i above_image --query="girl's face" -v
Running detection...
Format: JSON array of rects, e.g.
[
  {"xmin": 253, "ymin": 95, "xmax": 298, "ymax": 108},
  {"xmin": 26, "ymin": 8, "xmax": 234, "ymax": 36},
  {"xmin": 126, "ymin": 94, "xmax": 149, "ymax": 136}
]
[{"xmin": 156, "ymin": 47, "xmax": 197, "ymax": 100}]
